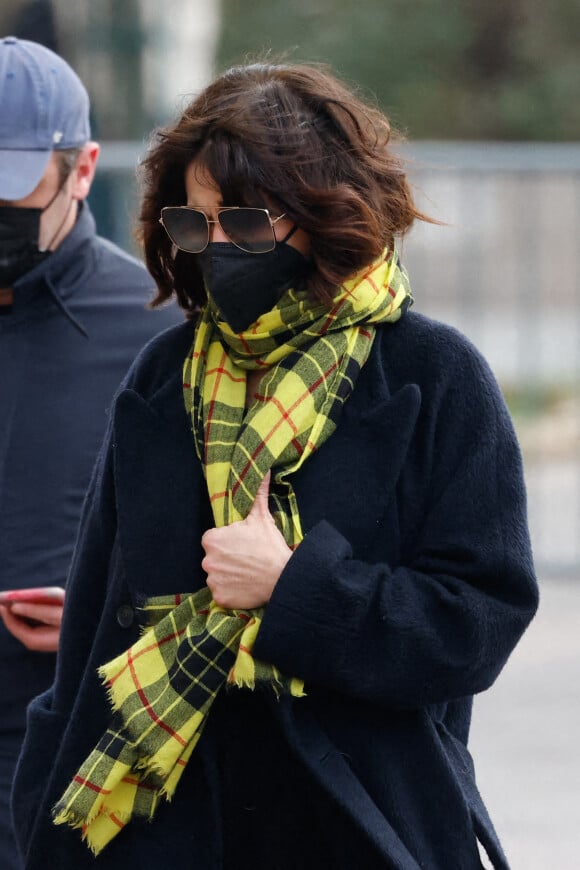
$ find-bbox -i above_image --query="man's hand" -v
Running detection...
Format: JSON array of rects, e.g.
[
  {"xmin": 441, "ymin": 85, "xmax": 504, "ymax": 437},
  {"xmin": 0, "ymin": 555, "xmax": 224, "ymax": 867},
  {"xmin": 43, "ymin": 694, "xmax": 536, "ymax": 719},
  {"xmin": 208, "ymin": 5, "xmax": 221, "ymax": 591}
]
[
  {"xmin": 201, "ymin": 472, "xmax": 292, "ymax": 610},
  {"xmin": 0, "ymin": 587, "xmax": 65, "ymax": 652}
]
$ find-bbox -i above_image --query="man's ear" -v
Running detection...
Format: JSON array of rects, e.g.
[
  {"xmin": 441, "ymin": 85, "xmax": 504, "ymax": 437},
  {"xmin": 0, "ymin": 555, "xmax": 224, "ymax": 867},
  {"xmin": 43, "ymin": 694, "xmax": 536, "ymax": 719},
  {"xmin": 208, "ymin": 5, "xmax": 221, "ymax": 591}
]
[{"xmin": 69, "ymin": 142, "xmax": 100, "ymax": 201}]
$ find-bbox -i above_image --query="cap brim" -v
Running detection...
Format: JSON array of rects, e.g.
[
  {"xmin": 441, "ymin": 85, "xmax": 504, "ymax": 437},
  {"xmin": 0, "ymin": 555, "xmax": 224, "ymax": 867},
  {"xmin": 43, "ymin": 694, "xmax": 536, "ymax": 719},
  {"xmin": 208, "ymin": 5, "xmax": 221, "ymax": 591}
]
[{"xmin": 0, "ymin": 149, "xmax": 53, "ymax": 200}]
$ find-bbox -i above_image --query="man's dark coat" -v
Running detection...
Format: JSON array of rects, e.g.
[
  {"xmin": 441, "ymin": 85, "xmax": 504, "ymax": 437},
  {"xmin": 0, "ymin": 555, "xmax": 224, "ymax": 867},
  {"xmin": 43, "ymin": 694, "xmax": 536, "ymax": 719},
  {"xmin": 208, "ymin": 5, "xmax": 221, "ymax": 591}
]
[{"xmin": 12, "ymin": 312, "xmax": 538, "ymax": 869}]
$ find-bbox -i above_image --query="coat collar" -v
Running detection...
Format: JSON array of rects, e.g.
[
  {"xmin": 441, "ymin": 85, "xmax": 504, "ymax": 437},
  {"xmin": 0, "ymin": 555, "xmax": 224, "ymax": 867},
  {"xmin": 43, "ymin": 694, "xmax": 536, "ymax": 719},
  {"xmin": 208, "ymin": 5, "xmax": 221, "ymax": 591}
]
[
  {"xmin": 10, "ymin": 203, "xmax": 97, "ymax": 334},
  {"xmin": 13, "ymin": 203, "xmax": 95, "ymax": 300}
]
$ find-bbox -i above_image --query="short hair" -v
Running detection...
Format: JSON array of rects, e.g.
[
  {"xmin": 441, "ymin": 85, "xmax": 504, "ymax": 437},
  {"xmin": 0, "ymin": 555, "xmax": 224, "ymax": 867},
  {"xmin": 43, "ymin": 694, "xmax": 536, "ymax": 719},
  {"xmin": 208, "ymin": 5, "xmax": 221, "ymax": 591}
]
[
  {"xmin": 139, "ymin": 62, "xmax": 429, "ymax": 316},
  {"xmin": 56, "ymin": 147, "xmax": 83, "ymax": 185}
]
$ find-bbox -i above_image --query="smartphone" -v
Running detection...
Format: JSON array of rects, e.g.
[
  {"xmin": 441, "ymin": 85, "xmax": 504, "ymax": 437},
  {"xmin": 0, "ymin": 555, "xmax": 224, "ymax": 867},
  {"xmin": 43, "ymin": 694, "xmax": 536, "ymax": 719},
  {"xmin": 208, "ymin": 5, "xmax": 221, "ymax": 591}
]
[{"xmin": 0, "ymin": 586, "xmax": 65, "ymax": 606}]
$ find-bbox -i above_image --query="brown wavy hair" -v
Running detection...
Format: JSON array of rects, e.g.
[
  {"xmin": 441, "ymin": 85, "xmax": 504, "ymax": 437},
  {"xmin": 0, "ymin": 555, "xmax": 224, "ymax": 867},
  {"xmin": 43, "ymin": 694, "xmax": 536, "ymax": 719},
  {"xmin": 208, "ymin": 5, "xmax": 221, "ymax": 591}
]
[{"xmin": 139, "ymin": 62, "xmax": 429, "ymax": 315}]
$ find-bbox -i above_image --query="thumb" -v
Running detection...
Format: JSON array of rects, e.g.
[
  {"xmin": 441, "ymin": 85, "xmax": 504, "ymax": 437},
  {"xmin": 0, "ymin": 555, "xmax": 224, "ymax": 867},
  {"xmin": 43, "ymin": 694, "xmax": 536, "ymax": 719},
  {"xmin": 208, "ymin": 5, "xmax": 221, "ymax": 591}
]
[{"xmin": 249, "ymin": 470, "xmax": 272, "ymax": 519}]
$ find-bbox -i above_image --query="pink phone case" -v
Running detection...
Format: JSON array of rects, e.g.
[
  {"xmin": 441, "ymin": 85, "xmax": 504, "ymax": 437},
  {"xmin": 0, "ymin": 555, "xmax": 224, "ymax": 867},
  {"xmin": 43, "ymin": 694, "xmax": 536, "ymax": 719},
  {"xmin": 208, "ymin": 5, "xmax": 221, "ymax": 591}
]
[{"xmin": 0, "ymin": 587, "xmax": 65, "ymax": 606}]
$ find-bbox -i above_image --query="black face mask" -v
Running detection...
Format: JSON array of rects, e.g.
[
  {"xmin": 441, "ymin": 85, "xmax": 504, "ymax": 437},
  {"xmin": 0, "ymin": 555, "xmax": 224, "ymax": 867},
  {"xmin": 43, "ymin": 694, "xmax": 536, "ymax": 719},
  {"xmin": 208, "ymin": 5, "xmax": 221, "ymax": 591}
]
[
  {"xmin": 0, "ymin": 184, "xmax": 67, "ymax": 288},
  {"xmin": 0, "ymin": 206, "xmax": 50, "ymax": 287},
  {"xmin": 197, "ymin": 232, "xmax": 311, "ymax": 333}
]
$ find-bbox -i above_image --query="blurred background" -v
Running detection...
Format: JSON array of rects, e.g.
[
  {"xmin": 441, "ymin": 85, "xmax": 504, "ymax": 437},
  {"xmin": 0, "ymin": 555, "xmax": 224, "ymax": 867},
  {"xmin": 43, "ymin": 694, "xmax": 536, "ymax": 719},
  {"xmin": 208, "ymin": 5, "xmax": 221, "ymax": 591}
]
[{"xmin": 1, "ymin": 1, "xmax": 579, "ymax": 866}]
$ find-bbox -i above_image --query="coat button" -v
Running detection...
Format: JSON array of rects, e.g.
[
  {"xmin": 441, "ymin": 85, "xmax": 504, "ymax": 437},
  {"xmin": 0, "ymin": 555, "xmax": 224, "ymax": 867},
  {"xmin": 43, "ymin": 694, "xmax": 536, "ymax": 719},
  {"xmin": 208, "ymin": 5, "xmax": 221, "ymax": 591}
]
[{"xmin": 115, "ymin": 604, "xmax": 135, "ymax": 628}]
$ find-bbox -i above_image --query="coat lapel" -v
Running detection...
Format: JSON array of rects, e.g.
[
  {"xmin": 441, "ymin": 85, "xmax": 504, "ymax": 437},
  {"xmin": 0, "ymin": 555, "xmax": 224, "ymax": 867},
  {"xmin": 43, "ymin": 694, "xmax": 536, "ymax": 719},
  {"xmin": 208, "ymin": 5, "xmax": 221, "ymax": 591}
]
[
  {"xmin": 112, "ymin": 373, "xmax": 212, "ymax": 604},
  {"xmin": 293, "ymin": 331, "xmax": 421, "ymax": 563}
]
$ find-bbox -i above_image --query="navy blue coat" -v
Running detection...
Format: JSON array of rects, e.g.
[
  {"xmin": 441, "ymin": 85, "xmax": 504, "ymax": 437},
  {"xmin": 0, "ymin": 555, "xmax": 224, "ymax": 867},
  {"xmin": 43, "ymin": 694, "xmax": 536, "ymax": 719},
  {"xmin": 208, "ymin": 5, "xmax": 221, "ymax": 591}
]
[{"xmin": 12, "ymin": 312, "xmax": 538, "ymax": 869}]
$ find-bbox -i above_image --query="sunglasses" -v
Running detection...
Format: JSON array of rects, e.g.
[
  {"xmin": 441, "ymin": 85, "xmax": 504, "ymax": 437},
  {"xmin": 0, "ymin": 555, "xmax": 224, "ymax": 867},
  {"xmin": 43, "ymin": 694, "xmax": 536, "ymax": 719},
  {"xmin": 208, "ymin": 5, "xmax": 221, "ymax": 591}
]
[{"xmin": 159, "ymin": 206, "xmax": 287, "ymax": 254}]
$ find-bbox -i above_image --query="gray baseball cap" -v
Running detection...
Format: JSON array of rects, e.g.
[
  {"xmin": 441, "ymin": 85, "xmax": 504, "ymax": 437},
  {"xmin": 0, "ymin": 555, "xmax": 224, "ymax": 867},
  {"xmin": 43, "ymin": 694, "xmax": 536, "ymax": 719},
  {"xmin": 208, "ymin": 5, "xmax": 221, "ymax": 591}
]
[{"xmin": 0, "ymin": 36, "xmax": 91, "ymax": 200}]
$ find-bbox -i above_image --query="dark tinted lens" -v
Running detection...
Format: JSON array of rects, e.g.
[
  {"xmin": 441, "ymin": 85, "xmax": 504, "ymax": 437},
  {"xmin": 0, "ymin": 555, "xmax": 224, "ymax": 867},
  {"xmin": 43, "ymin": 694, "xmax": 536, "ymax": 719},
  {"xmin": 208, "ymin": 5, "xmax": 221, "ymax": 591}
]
[
  {"xmin": 161, "ymin": 208, "xmax": 208, "ymax": 253},
  {"xmin": 218, "ymin": 208, "xmax": 275, "ymax": 253}
]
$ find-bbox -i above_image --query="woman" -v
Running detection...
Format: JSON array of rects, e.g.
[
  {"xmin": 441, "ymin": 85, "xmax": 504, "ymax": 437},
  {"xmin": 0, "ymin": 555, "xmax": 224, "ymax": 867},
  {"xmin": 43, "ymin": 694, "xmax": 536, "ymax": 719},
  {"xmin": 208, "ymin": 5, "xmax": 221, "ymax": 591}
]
[{"xmin": 12, "ymin": 62, "xmax": 537, "ymax": 869}]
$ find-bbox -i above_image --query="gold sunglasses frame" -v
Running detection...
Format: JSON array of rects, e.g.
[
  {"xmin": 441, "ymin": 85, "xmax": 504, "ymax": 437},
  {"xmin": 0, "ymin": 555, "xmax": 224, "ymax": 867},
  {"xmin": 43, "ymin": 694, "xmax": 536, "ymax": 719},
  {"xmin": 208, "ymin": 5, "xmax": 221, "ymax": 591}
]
[{"xmin": 159, "ymin": 206, "xmax": 287, "ymax": 254}]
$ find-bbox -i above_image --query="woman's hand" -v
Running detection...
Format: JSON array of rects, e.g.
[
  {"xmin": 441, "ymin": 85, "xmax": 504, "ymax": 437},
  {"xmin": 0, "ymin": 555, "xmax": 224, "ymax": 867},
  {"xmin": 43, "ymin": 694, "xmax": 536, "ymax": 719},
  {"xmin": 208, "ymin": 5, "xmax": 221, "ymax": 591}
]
[
  {"xmin": 0, "ymin": 588, "xmax": 65, "ymax": 652},
  {"xmin": 201, "ymin": 472, "xmax": 292, "ymax": 610}
]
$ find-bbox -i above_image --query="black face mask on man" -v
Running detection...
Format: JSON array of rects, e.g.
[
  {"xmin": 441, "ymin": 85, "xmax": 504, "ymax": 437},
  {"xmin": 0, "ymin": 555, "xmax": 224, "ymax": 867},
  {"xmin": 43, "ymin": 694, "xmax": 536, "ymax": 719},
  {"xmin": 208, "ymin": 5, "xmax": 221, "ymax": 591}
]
[
  {"xmin": 197, "ymin": 226, "xmax": 311, "ymax": 333},
  {"xmin": 0, "ymin": 185, "xmax": 66, "ymax": 287}
]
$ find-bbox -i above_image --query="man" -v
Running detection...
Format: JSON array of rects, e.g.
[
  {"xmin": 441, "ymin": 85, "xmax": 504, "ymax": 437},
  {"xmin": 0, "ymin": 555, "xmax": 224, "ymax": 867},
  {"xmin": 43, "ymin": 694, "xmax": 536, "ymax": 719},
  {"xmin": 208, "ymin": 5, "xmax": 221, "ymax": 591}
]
[{"xmin": 0, "ymin": 36, "xmax": 180, "ymax": 867}]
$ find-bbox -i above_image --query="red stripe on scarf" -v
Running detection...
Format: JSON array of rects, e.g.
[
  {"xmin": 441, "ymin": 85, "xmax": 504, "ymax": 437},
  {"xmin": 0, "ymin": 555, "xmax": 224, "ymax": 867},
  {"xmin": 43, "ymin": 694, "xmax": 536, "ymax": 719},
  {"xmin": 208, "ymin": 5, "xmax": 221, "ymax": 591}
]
[
  {"xmin": 319, "ymin": 294, "xmax": 351, "ymax": 334},
  {"xmin": 109, "ymin": 814, "xmax": 126, "ymax": 830},
  {"xmin": 206, "ymin": 365, "xmax": 246, "ymax": 384},
  {"xmin": 107, "ymin": 626, "xmax": 188, "ymax": 687},
  {"xmin": 72, "ymin": 776, "xmax": 112, "ymax": 795},
  {"xmin": 232, "ymin": 358, "xmax": 340, "ymax": 499},
  {"xmin": 204, "ymin": 348, "xmax": 230, "ymax": 465},
  {"xmin": 209, "ymin": 490, "xmax": 228, "ymax": 504},
  {"xmin": 127, "ymin": 647, "xmax": 188, "ymax": 747}
]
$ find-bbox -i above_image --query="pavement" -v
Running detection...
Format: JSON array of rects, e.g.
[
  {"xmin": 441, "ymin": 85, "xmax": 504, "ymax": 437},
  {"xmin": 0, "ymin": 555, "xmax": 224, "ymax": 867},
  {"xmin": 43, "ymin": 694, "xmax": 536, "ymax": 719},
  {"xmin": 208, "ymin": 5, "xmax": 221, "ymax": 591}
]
[{"xmin": 470, "ymin": 577, "xmax": 580, "ymax": 869}]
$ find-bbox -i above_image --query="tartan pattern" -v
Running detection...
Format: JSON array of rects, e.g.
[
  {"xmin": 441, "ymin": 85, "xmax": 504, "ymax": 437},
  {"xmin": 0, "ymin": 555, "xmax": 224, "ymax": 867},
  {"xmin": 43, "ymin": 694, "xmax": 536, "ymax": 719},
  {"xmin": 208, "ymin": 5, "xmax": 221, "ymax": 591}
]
[
  {"xmin": 53, "ymin": 249, "xmax": 411, "ymax": 855},
  {"xmin": 185, "ymin": 249, "xmax": 412, "ymax": 528}
]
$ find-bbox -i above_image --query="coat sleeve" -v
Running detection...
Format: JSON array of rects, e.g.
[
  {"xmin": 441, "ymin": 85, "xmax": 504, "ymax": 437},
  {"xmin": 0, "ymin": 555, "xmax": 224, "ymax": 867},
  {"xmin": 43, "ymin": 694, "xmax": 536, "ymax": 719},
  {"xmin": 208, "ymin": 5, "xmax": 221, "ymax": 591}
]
[{"xmin": 253, "ymin": 339, "xmax": 539, "ymax": 710}]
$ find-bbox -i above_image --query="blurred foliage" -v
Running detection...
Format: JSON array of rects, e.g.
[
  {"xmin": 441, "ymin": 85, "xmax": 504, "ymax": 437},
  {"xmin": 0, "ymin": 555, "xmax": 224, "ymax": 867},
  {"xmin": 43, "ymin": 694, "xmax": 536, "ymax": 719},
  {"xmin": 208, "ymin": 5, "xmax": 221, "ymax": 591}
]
[
  {"xmin": 217, "ymin": 0, "xmax": 580, "ymax": 140},
  {"xmin": 503, "ymin": 381, "xmax": 579, "ymax": 422}
]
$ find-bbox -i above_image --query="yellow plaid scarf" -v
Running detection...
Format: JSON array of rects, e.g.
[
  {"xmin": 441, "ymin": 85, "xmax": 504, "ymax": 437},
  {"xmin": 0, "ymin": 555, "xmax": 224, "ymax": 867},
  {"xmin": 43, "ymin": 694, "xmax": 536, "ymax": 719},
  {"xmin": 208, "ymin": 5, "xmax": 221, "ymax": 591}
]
[{"xmin": 52, "ymin": 249, "xmax": 411, "ymax": 854}]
